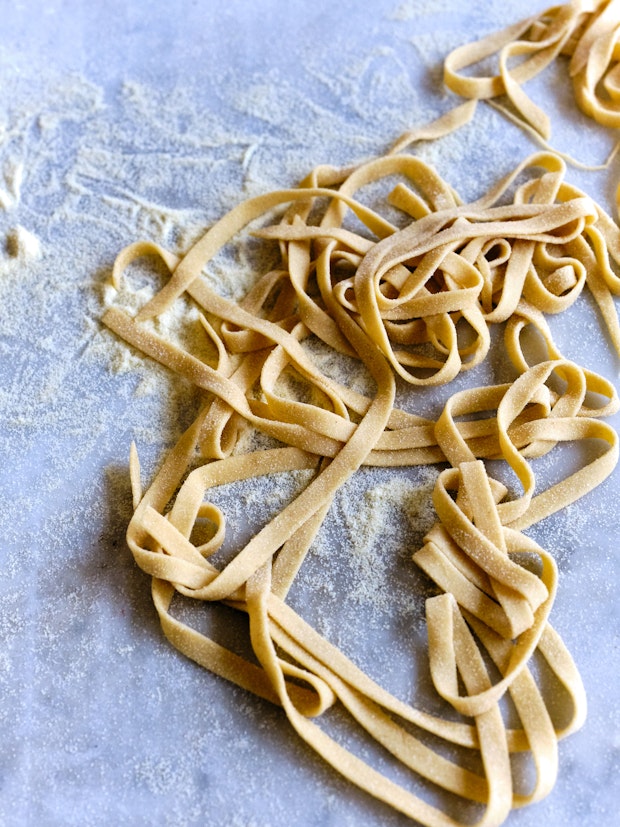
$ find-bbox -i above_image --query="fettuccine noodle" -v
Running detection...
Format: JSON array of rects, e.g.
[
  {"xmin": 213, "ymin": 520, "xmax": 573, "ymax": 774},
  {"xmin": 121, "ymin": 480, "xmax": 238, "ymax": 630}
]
[{"xmin": 102, "ymin": 6, "xmax": 620, "ymax": 825}]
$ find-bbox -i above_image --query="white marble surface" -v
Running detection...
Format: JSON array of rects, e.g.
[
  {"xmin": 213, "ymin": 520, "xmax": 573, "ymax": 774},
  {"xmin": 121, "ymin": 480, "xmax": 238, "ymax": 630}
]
[{"xmin": 1, "ymin": 1, "xmax": 619, "ymax": 825}]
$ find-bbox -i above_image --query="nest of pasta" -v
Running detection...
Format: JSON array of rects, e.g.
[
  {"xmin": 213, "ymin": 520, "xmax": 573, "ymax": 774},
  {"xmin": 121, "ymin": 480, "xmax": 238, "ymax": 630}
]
[{"xmin": 102, "ymin": 2, "xmax": 620, "ymax": 825}]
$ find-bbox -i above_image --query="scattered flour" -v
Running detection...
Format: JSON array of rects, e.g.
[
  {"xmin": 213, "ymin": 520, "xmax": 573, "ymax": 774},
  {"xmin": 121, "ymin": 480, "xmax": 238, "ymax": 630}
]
[
  {"xmin": 4, "ymin": 224, "xmax": 41, "ymax": 262},
  {"xmin": 2, "ymin": 3, "xmax": 620, "ymax": 825}
]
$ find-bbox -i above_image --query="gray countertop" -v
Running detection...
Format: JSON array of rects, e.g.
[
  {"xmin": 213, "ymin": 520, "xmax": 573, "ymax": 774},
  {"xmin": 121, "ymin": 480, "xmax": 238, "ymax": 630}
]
[{"xmin": 1, "ymin": 1, "xmax": 619, "ymax": 825}]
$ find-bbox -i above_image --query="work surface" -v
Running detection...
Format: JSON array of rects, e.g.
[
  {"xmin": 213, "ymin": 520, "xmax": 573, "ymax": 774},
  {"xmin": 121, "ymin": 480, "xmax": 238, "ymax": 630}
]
[{"xmin": 1, "ymin": 1, "xmax": 619, "ymax": 825}]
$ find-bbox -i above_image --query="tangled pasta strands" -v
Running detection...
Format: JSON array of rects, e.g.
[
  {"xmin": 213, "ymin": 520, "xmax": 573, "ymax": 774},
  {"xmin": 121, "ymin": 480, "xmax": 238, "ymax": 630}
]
[
  {"xmin": 442, "ymin": 0, "xmax": 620, "ymax": 208},
  {"xmin": 103, "ymin": 138, "xmax": 620, "ymax": 826},
  {"xmin": 444, "ymin": 0, "xmax": 620, "ymax": 135}
]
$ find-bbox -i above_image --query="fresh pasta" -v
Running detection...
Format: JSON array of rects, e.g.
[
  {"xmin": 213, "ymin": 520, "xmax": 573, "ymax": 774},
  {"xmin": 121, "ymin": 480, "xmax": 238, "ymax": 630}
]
[
  {"xmin": 443, "ymin": 0, "xmax": 620, "ymax": 137},
  {"xmin": 102, "ymin": 4, "xmax": 620, "ymax": 825}
]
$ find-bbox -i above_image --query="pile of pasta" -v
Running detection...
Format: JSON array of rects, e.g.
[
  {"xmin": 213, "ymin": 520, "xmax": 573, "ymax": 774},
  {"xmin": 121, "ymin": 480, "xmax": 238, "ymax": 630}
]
[{"xmin": 103, "ymin": 2, "xmax": 620, "ymax": 825}]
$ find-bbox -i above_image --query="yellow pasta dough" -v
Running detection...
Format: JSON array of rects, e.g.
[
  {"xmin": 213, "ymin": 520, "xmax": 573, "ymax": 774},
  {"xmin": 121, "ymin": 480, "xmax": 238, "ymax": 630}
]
[{"xmin": 102, "ymin": 5, "xmax": 620, "ymax": 825}]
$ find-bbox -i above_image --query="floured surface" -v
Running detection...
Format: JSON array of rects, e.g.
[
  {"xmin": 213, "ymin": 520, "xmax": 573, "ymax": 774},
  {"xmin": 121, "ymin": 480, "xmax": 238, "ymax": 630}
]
[{"xmin": 1, "ymin": 1, "xmax": 620, "ymax": 825}]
